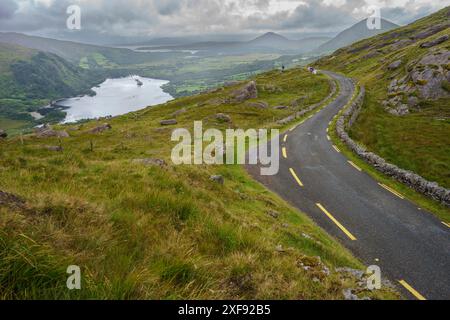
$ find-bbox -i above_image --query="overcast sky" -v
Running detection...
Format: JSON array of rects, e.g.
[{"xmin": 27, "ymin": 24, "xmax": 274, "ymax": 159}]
[{"xmin": 0, "ymin": 0, "xmax": 449, "ymax": 43}]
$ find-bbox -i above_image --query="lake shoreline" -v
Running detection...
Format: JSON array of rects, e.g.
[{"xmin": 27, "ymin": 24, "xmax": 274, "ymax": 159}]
[{"xmin": 36, "ymin": 75, "xmax": 173, "ymax": 124}]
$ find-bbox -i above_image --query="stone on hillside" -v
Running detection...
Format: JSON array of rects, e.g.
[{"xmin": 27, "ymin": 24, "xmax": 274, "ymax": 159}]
[
  {"xmin": 388, "ymin": 60, "xmax": 402, "ymax": 70},
  {"xmin": 230, "ymin": 81, "xmax": 258, "ymax": 103},
  {"xmin": 274, "ymin": 105, "xmax": 289, "ymax": 110},
  {"xmin": 0, "ymin": 129, "xmax": 7, "ymax": 139},
  {"xmin": 36, "ymin": 129, "xmax": 69, "ymax": 138},
  {"xmin": 172, "ymin": 108, "xmax": 187, "ymax": 117},
  {"xmin": 420, "ymin": 35, "xmax": 449, "ymax": 48},
  {"xmin": 246, "ymin": 101, "xmax": 268, "ymax": 109},
  {"xmin": 0, "ymin": 190, "xmax": 26, "ymax": 209},
  {"xmin": 342, "ymin": 289, "xmax": 359, "ymax": 301},
  {"xmin": 216, "ymin": 113, "xmax": 232, "ymax": 122},
  {"xmin": 267, "ymin": 210, "xmax": 280, "ymax": 219},
  {"xmin": 44, "ymin": 145, "xmax": 63, "ymax": 152},
  {"xmin": 160, "ymin": 119, "xmax": 178, "ymax": 126},
  {"xmin": 413, "ymin": 25, "xmax": 449, "ymax": 40},
  {"xmin": 132, "ymin": 158, "xmax": 166, "ymax": 167},
  {"xmin": 89, "ymin": 123, "xmax": 112, "ymax": 134},
  {"xmin": 210, "ymin": 175, "xmax": 224, "ymax": 185}
]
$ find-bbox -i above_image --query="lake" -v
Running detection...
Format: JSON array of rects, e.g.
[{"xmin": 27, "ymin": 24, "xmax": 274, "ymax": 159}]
[{"xmin": 59, "ymin": 76, "xmax": 173, "ymax": 123}]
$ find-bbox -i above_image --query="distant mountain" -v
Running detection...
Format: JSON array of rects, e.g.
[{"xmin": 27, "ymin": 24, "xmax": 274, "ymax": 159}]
[
  {"xmin": 248, "ymin": 32, "xmax": 291, "ymax": 46},
  {"xmin": 136, "ymin": 32, "xmax": 331, "ymax": 55},
  {"xmin": 317, "ymin": 19, "xmax": 400, "ymax": 53},
  {"xmin": 0, "ymin": 32, "xmax": 184, "ymax": 68}
]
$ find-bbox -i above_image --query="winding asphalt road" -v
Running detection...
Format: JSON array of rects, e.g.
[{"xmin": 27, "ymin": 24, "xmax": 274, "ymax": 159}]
[{"xmin": 246, "ymin": 71, "xmax": 450, "ymax": 300}]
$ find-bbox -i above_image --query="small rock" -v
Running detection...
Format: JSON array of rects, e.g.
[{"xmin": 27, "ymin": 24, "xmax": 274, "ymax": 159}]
[
  {"xmin": 247, "ymin": 101, "xmax": 269, "ymax": 109},
  {"xmin": 388, "ymin": 60, "xmax": 402, "ymax": 70},
  {"xmin": 44, "ymin": 145, "xmax": 63, "ymax": 152},
  {"xmin": 216, "ymin": 113, "xmax": 232, "ymax": 122},
  {"xmin": 275, "ymin": 245, "xmax": 285, "ymax": 252},
  {"xmin": 301, "ymin": 233, "xmax": 312, "ymax": 240},
  {"xmin": 172, "ymin": 108, "xmax": 187, "ymax": 117},
  {"xmin": 132, "ymin": 158, "xmax": 166, "ymax": 167},
  {"xmin": 89, "ymin": 123, "xmax": 112, "ymax": 134},
  {"xmin": 210, "ymin": 175, "xmax": 224, "ymax": 185},
  {"xmin": 0, "ymin": 129, "xmax": 7, "ymax": 139},
  {"xmin": 160, "ymin": 119, "xmax": 178, "ymax": 126},
  {"xmin": 267, "ymin": 210, "xmax": 279, "ymax": 219},
  {"xmin": 0, "ymin": 190, "xmax": 26, "ymax": 209},
  {"xmin": 342, "ymin": 289, "xmax": 358, "ymax": 300}
]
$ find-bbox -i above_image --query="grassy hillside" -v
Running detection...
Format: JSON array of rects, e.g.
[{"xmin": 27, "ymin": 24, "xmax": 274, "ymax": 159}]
[
  {"xmin": 316, "ymin": 6, "xmax": 450, "ymax": 188},
  {"xmin": 0, "ymin": 68, "xmax": 398, "ymax": 299}
]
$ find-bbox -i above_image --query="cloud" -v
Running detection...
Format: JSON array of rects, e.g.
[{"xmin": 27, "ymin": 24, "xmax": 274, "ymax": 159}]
[
  {"xmin": 0, "ymin": 0, "xmax": 18, "ymax": 19},
  {"xmin": 0, "ymin": 0, "xmax": 448, "ymax": 42}
]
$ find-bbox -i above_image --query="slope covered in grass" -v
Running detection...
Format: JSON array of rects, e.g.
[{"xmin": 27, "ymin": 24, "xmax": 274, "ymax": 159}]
[
  {"xmin": 0, "ymin": 68, "xmax": 398, "ymax": 299},
  {"xmin": 316, "ymin": 7, "xmax": 450, "ymax": 189}
]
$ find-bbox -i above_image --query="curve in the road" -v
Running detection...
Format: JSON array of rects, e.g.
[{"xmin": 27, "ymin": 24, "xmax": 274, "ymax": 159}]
[{"xmin": 246, "ymin": 71, "xmax": 450, "ymax": 300}]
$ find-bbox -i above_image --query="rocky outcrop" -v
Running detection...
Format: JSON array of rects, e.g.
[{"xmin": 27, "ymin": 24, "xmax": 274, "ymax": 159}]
[
  {"xmin": 277, "ymin": 79, "xmax": 337, "ymax": 125},
  {"xmin": 383, "ymin": 49, "xmax": 450, "ymax": 115},
  {"xmin": 35, "ymin": 125, "xmax": 70, "ymax": 138},
  {"xmin": 336, "ymin": 84, "xmax": 450, "ymax": 206},
  {"xmin": 420, "ymin": 35, "xmax": 449, "ymax": 48},
  {"xmin": 0, "ymin": 129, "xmax": 7, "ymax": 139},
  {"xmin": 229, "ymin": 81, "xmax": 258, "ymax": 103}
]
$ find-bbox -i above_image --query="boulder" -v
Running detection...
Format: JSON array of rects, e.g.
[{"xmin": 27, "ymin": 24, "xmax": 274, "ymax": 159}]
[
  {"xmin": 210, "ymin": 175, "xmax": 224, "ymax": 185},
  {"xmin": 216, "ymin": 113, "xmax": 232, "ymax": 122},
  {"xmin": 0, "ymin": 129, "xmax": 7, "ymax": 139},
  {"xmin": 36, "ymin": 129, "xmax": 70, "ymax": 138},
  {"xmin": 230, "ymin": 81, "xmax": 258, "ymax": 103},
  {"xmin": 88, "ymin": 123, "xmax": 112, "ymax": 134},
  {"xmin": 160, "ymin": 119, "xmax": 178, "ymax": 126}
]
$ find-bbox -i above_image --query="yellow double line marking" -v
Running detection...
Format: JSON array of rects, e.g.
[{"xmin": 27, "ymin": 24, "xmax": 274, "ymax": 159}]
[
  {"xmin": 348, "ymin": 161, "xmax": 362, "ymax": 172},
  {"xmin": 332, "ymin": 145, "xmax": 341, "ymax": 153},
  {"xmin": 282, "ymin": 147, "xmax": 287, "ymax": 159},
  {"xmin": 316, "ymin": 203, "xmax": 357, "ymax": 241},
  {"xmin": 289, "ymin": 168, "xmax": 304, "ymax": 187},
  {"xmin": 283, "ymin": 134, "xmax": 288, "ymax": 143},
  {"xmin": 378, "ymin": 183, "xmax": 404, "ymax": 199},
  {"xmin": 398, "ymin": 280, "xmax": 426, "ymax": 300},
  {"xmin": 442, "ymin": 221, "xmax": 450, "ymax": 228}
]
